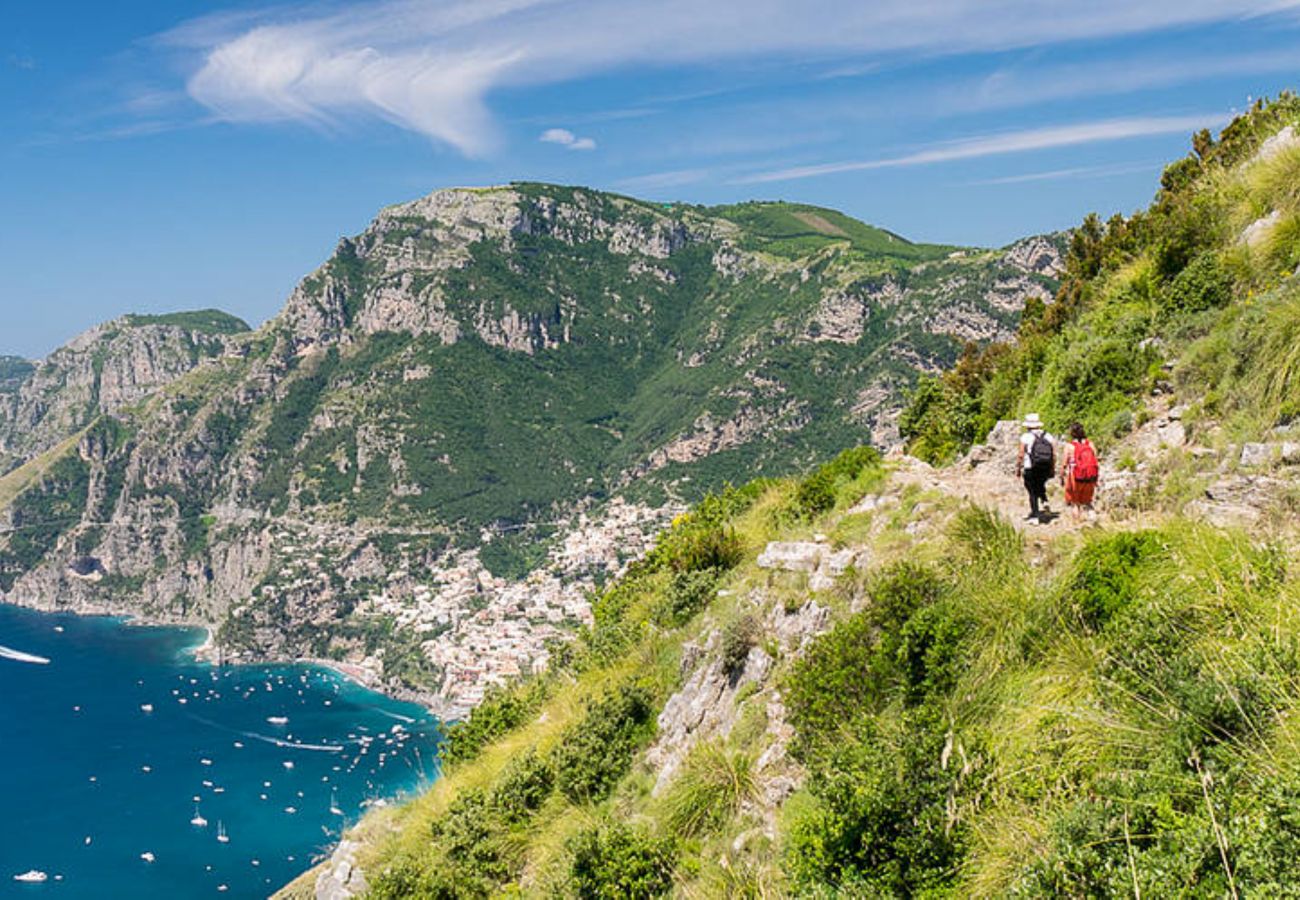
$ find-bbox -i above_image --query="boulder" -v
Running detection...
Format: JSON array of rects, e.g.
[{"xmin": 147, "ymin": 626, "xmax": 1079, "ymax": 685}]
[
  {"xmin": 1239, "ymin": 442, "xmax": 1273, "ymax": 468},
  {"xmin": 756, "ymin": 541, "xmax": 824, "ymax": 572}
]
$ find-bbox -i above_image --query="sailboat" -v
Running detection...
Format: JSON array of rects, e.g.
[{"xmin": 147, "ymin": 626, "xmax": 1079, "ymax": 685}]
[
  {"xmin": 329, "ymin": 788, "xmax": 343, "ymax": 816},
  {"xmin": 216, "ymin": 821, "xmax": 229, "ymax": 844},
  {"xmin": 191, "ymin": 804, "xmax": 208, "ymax": 827}
]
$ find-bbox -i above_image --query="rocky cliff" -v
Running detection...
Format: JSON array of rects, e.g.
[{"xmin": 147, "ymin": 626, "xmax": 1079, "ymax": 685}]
[
  {"xmin": 0, "ymin": 310, "xmax": 249, "ymax": 474},
  {"xmin": 0, "ymin": 184, "xmax": 1062, "ymax": 707}
]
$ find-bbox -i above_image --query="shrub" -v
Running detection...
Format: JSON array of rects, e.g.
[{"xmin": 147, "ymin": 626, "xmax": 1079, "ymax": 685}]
[
  {"xmin": 1062, "ymin": 530, "xmax": 1165, "ymax": 631},
  {"xmin": 785, "ymin": 564, "xmax": 952, "ymax": 757},
  {"xmin": 1161, "ymin": 252, "xmax": 1234, "ymax": 316},
  {"xmin": 655, "ymin": 568, "xmax": 720, "ymax": 627},
  {"xmin": 785, "ymin": 704, "xmax": 964, "ymax": 895},
  {"xmin": 489, "ymin": 750, "xmax": 553, "ymax": 823},
  {"xmin": 662, "ymin": 742, "xmax": 757, "ymax": 836},
  {"xmin": 720, "ymin": 613, "xmax": 761, "ymax": 676},
  {"xmin": 431, "ymin": 787, "xmax": 510, "ymax": 885},
  {"xmin": 439, "ymin": 679, "xmax": 548, "ymax": 767},
  {"xmin": 568, "ymin": 821, "xmax": 676, "ymax": 899},
  {"xmin": 553, "ymin": 684, "xmax": 656, "ymax": 804},
  {"xmin": 646, "ymin": 484, "xmax": 761, "ymax": 574},
  {"xmin": 794, "ymin": 446, "xmax": 881, "ymax": 518}
]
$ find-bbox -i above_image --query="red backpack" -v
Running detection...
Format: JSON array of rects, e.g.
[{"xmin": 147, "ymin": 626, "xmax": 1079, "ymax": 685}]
[{"xmin": 1072, "ymin": 440, "xmax": 1099, "ymax": 482}]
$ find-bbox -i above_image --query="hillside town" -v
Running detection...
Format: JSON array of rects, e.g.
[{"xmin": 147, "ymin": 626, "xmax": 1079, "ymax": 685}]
[{"xmin": 360, "ymin": 497, "xmax": 676, "ymax": 716}]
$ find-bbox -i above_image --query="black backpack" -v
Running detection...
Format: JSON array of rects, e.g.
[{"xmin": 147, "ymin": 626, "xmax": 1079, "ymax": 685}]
[{"xmin": 1029, "ymin": 432, "xmax": 1054, "ymax": 471}]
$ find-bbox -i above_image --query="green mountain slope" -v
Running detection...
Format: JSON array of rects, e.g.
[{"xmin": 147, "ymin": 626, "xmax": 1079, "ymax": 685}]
[
  {"xmin": 0, "ymin": 184, "xmax": 1059, "ymax": 702},
  {"xmin": 279, "ymin": 95, "xmax": 1300, "ymax": 899}
]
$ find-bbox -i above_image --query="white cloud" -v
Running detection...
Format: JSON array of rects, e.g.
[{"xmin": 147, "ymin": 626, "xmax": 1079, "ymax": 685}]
[
  {"xmin": 540, "ymin": 127, "xmax": 576, "ymax": 145},
  {"xmin": 539, "ymin": 127, "xmax": 596, "ymax": 150},
  {"xmin": 733, "ymin": 113, "xmax": 1227, "ymax": 184},
  {"xmin": 966, "ymin": 160, "xmax": 1159, "ymax": 186},
  {"xmin": 163, "ymin": 0, "xmax": 1300, "ymax": 155}
]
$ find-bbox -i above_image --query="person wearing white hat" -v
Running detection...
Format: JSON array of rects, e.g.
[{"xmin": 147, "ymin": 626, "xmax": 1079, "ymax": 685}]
[{"xmin": 1015, "ymin": 413, "xmax": 1057, "ymax": 523}]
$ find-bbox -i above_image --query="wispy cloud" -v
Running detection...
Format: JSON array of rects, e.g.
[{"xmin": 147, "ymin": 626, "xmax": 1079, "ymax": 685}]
[
  {"xmin": 540, "ymin": 127, "xmax": 596, "ymax": 151},
  {"xmin": 966, "ymin": 160, "xmax": 1159, "ymax": 186},
  {"xmin": 6, "ymin": 53, "xmax": 36, "ymax": 70},
  {"xmin": 733, "ymin": 113, "xmax": 1226, "ymax": 184},
  {"xmin": 158, "ymin": 0, "xmax": 1300, "ymax": 155},
  {"xmin": 615, "ymin": 167, "xmax": 714, "ymax": 192},
  {"xmin": 971, "ymin": 47, "xmax": 1300, "ymax": 112}
]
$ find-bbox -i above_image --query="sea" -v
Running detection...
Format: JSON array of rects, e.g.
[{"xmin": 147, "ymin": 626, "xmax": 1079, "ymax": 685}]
[{"xmin": 0, "ymin": 603, "xmax": 443, "ymax": 898}]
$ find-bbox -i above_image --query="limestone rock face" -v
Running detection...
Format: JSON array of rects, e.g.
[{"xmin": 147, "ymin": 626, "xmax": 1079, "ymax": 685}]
[{"xmin": 0, "ymin": 314, "xmax": 248, "ymax": 474}]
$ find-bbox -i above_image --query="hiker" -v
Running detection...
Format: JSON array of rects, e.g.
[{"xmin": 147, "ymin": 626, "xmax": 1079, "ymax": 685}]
[
  {"xmin": 1059, "ymin": 422, "xmax": 1099, "ymax": 518},
  {"xmin": 1015, "ymin": 413, "xmax": 1056, "ymax": 523}
]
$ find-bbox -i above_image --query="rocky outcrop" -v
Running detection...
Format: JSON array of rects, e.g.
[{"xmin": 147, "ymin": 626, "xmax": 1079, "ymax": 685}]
[
  {"xmin": 1002, "ymin": 234, "xmax": 1066, "ymax": 277},
  {"xmin": 0, "ymin": 314, "xmax": 247, "ymax": 473}
]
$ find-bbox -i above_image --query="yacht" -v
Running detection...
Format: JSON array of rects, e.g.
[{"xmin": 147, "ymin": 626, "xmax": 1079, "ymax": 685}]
[
  {"xmin": 191, "ymin": 804, "xmax": 208, "ymax": 827},
  {"xmin": 216, "ymin": 821, "xmax": 230, "ymax": 844},
  {"xmin": 13, "ymin": 871, "xmax": 47, "ymax": 883}
]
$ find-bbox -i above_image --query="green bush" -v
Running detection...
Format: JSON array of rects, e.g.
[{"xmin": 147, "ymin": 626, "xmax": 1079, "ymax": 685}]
[
  {"xmin": 439, "ymin": 679, "xmax": 549, "ymax": 767},
  {"xmin": 1062, "ymin": 530, "xmax": 1164, "ymax": 632},
  {"xmin": 553, "ymin": 684, "xmax": 656, "ymax": 804},
  {"xmin": 646, "ymin": 484, "xmax": 762, "ymax": 574},
  {"xmin": 1161, "ymin": 252, "xmax": 1234, "ymax": 315},
  {"xmin": 794, "ymin": 446, "xmax": 881, "ymax": 518},
  {"xmin": 786, "ymin": 704, "xmax": 964, "ymax": 895},
  {"xmin": 489, "ymin": 749, "xmax": 553, "ymax": 823},
  {"xmin": 785, "ymin": 563, "xmax": 954, "ymax": 758},
  {"xmin": 719, "ymin": 613, "xmax": 761, "ymax": 676},
  {"xmin": 655, "ymin": 568, "xmax": 720, "ymax": 627},
  {"xmin": 568, "ymin": 821, "xmax": 676, "ymax": 899}
]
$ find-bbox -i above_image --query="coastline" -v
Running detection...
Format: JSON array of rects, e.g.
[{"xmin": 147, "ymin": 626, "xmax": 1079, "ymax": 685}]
[{"xmin": 0, "ymin": 597, "xmax": 454, "ymax": 718}]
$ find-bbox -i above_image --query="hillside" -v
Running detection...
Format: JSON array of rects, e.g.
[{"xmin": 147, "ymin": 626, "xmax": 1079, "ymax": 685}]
[
  {"xmin": 0, "ymin": 185, "xmax": 1059, "ymax": 711},
  {"xmin": 278, "ymin": 97, "xmax": 1300, "ymax": 897}
]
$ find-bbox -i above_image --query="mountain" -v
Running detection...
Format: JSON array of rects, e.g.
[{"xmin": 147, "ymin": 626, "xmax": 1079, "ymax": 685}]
[
  {"xmin": 0, "ymin": 310, "xmax": 249, "ymax": 474},
  {"xmin": 0, "ymin": 183, "xmax": 1061, "ymax": 709},
  {"xmin": 279, "ymin": 96, "xmax": 1300, "ymax": 899}
]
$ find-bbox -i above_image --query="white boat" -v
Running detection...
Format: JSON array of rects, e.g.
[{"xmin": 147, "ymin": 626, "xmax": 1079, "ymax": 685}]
[
  {"xmin": 267, "ymin": 716, "xmax": 289, "ymax": 726},
  {"xmin": 216, "ymin": 821, "xmax": 229, "ymax": 844},
  {"xmin": 140, "ymin": 704, "xmax": 153, "ymax": 713},
  {"xmin": 191, "ymin": 804, "xmax": 208, "ymax": 827},
  {"xmin": 141, "ymin": 852, "xmax": 155, "ymax": 863},
  {"xmin": 329, "ymin": 788, "xmax": 343, "ymax": 816},
  {"xmin": 13, "ymin": 870, "xmax": 47, "ymax": 883}
]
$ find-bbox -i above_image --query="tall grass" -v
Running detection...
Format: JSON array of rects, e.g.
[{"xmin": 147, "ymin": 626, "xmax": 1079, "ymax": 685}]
[{"xmin": 661, "ymin": 742, "xmax": 758, "ymax": 837}]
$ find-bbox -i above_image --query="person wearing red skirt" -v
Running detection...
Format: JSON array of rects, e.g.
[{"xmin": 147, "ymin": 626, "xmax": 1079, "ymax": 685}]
[{"xmin": 1060, "ymin": 422, "xmax": 1098, "ymax": 517}]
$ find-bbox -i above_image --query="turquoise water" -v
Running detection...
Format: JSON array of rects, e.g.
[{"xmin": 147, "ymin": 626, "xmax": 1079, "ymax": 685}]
[{"xmin": 0, "ymin": 603, "xmax": 442, "ymax": 898}]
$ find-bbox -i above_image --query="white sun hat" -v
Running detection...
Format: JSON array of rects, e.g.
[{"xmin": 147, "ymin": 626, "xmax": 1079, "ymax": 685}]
[{"xmin": 1023, "ymin": 413, "xmax": 1043, "ymax": 429}]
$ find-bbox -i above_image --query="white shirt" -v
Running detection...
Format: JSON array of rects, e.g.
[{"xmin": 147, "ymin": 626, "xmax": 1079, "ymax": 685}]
[{"xmin": 1019, "ymin": 429, "xmax": 1057, "ymax": 450}]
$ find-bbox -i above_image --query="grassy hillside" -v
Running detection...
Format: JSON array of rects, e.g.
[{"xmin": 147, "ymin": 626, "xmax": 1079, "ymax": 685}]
[
  {"xmin": 283, "ymin": 450, "xmax": 1300, "ymax": 897},
  {"xmin": 706, "ymin": 201, "xmax": 957, "ymax": 262},
  {"xmin": 277, "ymin": 96, "xmax": 1300, "ymax": 898},
  {"xmin": 901, "ymin": 93, "xmax": 1300, "ymax": 463}
]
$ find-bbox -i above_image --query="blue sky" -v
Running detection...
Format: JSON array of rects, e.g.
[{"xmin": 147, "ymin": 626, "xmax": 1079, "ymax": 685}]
[{"xmin": 3, "ymin": 0, "xmax": 1300, "ymax": 358}]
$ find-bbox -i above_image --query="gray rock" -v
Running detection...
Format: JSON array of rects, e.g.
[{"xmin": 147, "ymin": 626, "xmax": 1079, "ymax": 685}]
[
  {"xmin": 756, "ymin": 541, "xmax": 824, "ymax": 573},
  {"xmin": 315, "ymin": 839, "xmax": 368, "ymax": 900},
  {"xmin": 1240, "ymin": 442, "xmax": 1274, "ymax": 468}
]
